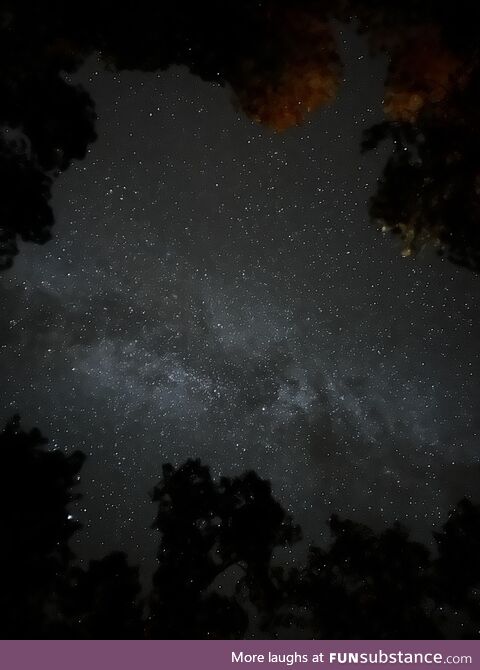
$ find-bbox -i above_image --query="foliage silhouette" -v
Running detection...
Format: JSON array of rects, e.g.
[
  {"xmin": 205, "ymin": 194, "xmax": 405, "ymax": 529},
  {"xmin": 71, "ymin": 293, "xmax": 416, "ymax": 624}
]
[
  {"xmin": 298, "ymin": 516, "xmax": 440, "ymax": 639},
  {"xmin": 60, "ymin": 552, "xmax": 144, "ymax": 639},
  {"xmin": 361, "ymin": 71, "xmax": 480, "ymax": 271},
  {"xmin": 1, "ymin": 415, "xmax": 480, "ymax": 639},
  {"xmin": 148, "ymin": 459, "xmax": 301, "ymax": 638},
  {"xmin": 350, "ymin": 1, "xmax": 480, "ymax": 270},
  {"xmin": 0, "ymin": 415, "xmax": 84, "ymax": 637},
  {"xmin": 0, "ymin": 140, "xmax": 54, "ymax": 270},
  {"xmin": 1, "ymin": 0, "xmax": 480, "ymax": 272},
  {"xmin": 0, "ymin": 0, "xmax": 97, "ymax": 269},
  {"xmin": 432, "ymin": 498, "xmax": 480, "ymax": 637}
]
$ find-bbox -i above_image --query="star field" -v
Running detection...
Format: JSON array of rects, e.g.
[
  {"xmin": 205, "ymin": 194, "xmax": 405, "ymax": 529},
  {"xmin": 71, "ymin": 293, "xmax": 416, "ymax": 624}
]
[{"xmin": 1, "ymin": 31, "xmax": 480, "ymax": 572}]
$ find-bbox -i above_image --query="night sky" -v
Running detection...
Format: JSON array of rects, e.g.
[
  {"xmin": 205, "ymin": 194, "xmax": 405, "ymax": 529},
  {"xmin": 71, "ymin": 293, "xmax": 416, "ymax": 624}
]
[{"xmin": 1, "ymin": 26, "xmax": 480, "ymax": 577}]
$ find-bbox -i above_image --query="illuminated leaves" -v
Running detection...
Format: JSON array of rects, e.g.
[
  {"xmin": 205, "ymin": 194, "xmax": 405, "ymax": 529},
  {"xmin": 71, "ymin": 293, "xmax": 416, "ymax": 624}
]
[
  {"xmin": 384, "ymin": 27, "xmax": 469, "ymax": 123},
  {"xmin": 231, "ymin": 9, "xmax": 343, "ymax": 132}
]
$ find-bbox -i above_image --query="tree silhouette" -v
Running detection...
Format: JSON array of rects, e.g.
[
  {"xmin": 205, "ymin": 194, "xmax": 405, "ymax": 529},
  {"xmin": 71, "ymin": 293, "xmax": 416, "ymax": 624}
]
[
  {"xmin": 148, "ymin": 459, "xmax": 300, "ymax": 638},
  {"xmin": 89, "ymin": 1, "xmax": 343, "ymax": 131},
  {"xmin": 352, "ymin": 0, "xmax": 480, "ymax": 271},
  {"xmin": 432, "ymin": 498, "xmax": 480, "ymax": 637},
  {"xmin": 298, "ymin": 515, "xmax": 441, "ymax": 639},
  {"xmin": 0, "ymin": 140, "xmax": 54, "ymax": 270},
  {"xmin": 2, "ymin": 0, "xmax": 480, "ymax": 272},
  {"xmin": 0, "ymin": 0, "xmax": 97, "ymax": 269},
  {"xmin": 60, "ymin": 552, "xmax": 144, "ymax": 639},
  {"xmin": 361, "ymin": 70, "xmax": 480, "ymax": 271},
  {"xmin": 228, "ymin": 5, "xmax": 343, "ymax": 132},
  {"xmin": 0, "ymin": 415, "xmax": 85, "ymax": 638},
  {"xmin": 1, "ymin": 414, "xmax": 480, "ymax": 639},
  {"xmin": 0, "ymin": 415, "xmax": 145, "ymax": 639}
]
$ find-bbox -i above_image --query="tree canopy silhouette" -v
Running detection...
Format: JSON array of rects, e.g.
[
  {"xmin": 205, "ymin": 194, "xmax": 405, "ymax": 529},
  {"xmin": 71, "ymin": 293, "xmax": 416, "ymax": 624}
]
[
  {"xmin": 1, "ymin": 0, "xmax": 480, "ymax": 272},
  {"xmin": 61, "ymin": 552, "xmax": 144, "ymax": 639},
  {"xmin": 298, "ymin": 515, "xmax": 440, "ymax": 639},
  {"xmin": 348, "ymin": 0, "xmax": 480, "ymax": 270},
  {"xmin": 1, "ymin": 414, "xmax": 480, "ymax": 639},
  {"xmin": 361, "ymin": 101, "xmax": 480, "ymax": 271},
  {"xmin": 0, "ymin": 415, "xmax": 84, "ymax": 637},
  {"xmin": 148, "ymin": 459, "xmax": 301, "ymax": 638},
  {"xmin": 432, "ymin": 498, "xmax": 480, "ymax": 637},
  {"xmin": 0, "ymin": 0, "xmax": 96, "ymax": 269}
]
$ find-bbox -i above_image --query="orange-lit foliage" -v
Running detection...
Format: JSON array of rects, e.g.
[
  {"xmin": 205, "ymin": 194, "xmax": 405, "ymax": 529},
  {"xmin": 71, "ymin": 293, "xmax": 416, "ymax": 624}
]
[
  {"xmin": 232, "ymin": 9, "xmax": 343, "ymax": 132},
  {"xmin": 384, "ymin": 27, "xmax": 468, "ymax": 122}
]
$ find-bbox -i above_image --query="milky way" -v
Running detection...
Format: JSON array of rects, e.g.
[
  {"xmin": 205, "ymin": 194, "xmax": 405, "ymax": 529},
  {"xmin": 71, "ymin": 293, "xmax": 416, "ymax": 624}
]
[{"xmin": 1, "ymin": 31, "xmax": 480, "ymax": 570}]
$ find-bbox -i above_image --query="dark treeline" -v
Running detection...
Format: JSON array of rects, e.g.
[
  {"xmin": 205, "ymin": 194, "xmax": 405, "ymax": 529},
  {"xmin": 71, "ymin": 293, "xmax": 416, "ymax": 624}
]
[
  {"xmin": 1, "ymin": 0, "xmax": 480, "ymax": 271},
  {"xmin": 1, "ymin": 415, "xmax": 480, "ymax": 640}
]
